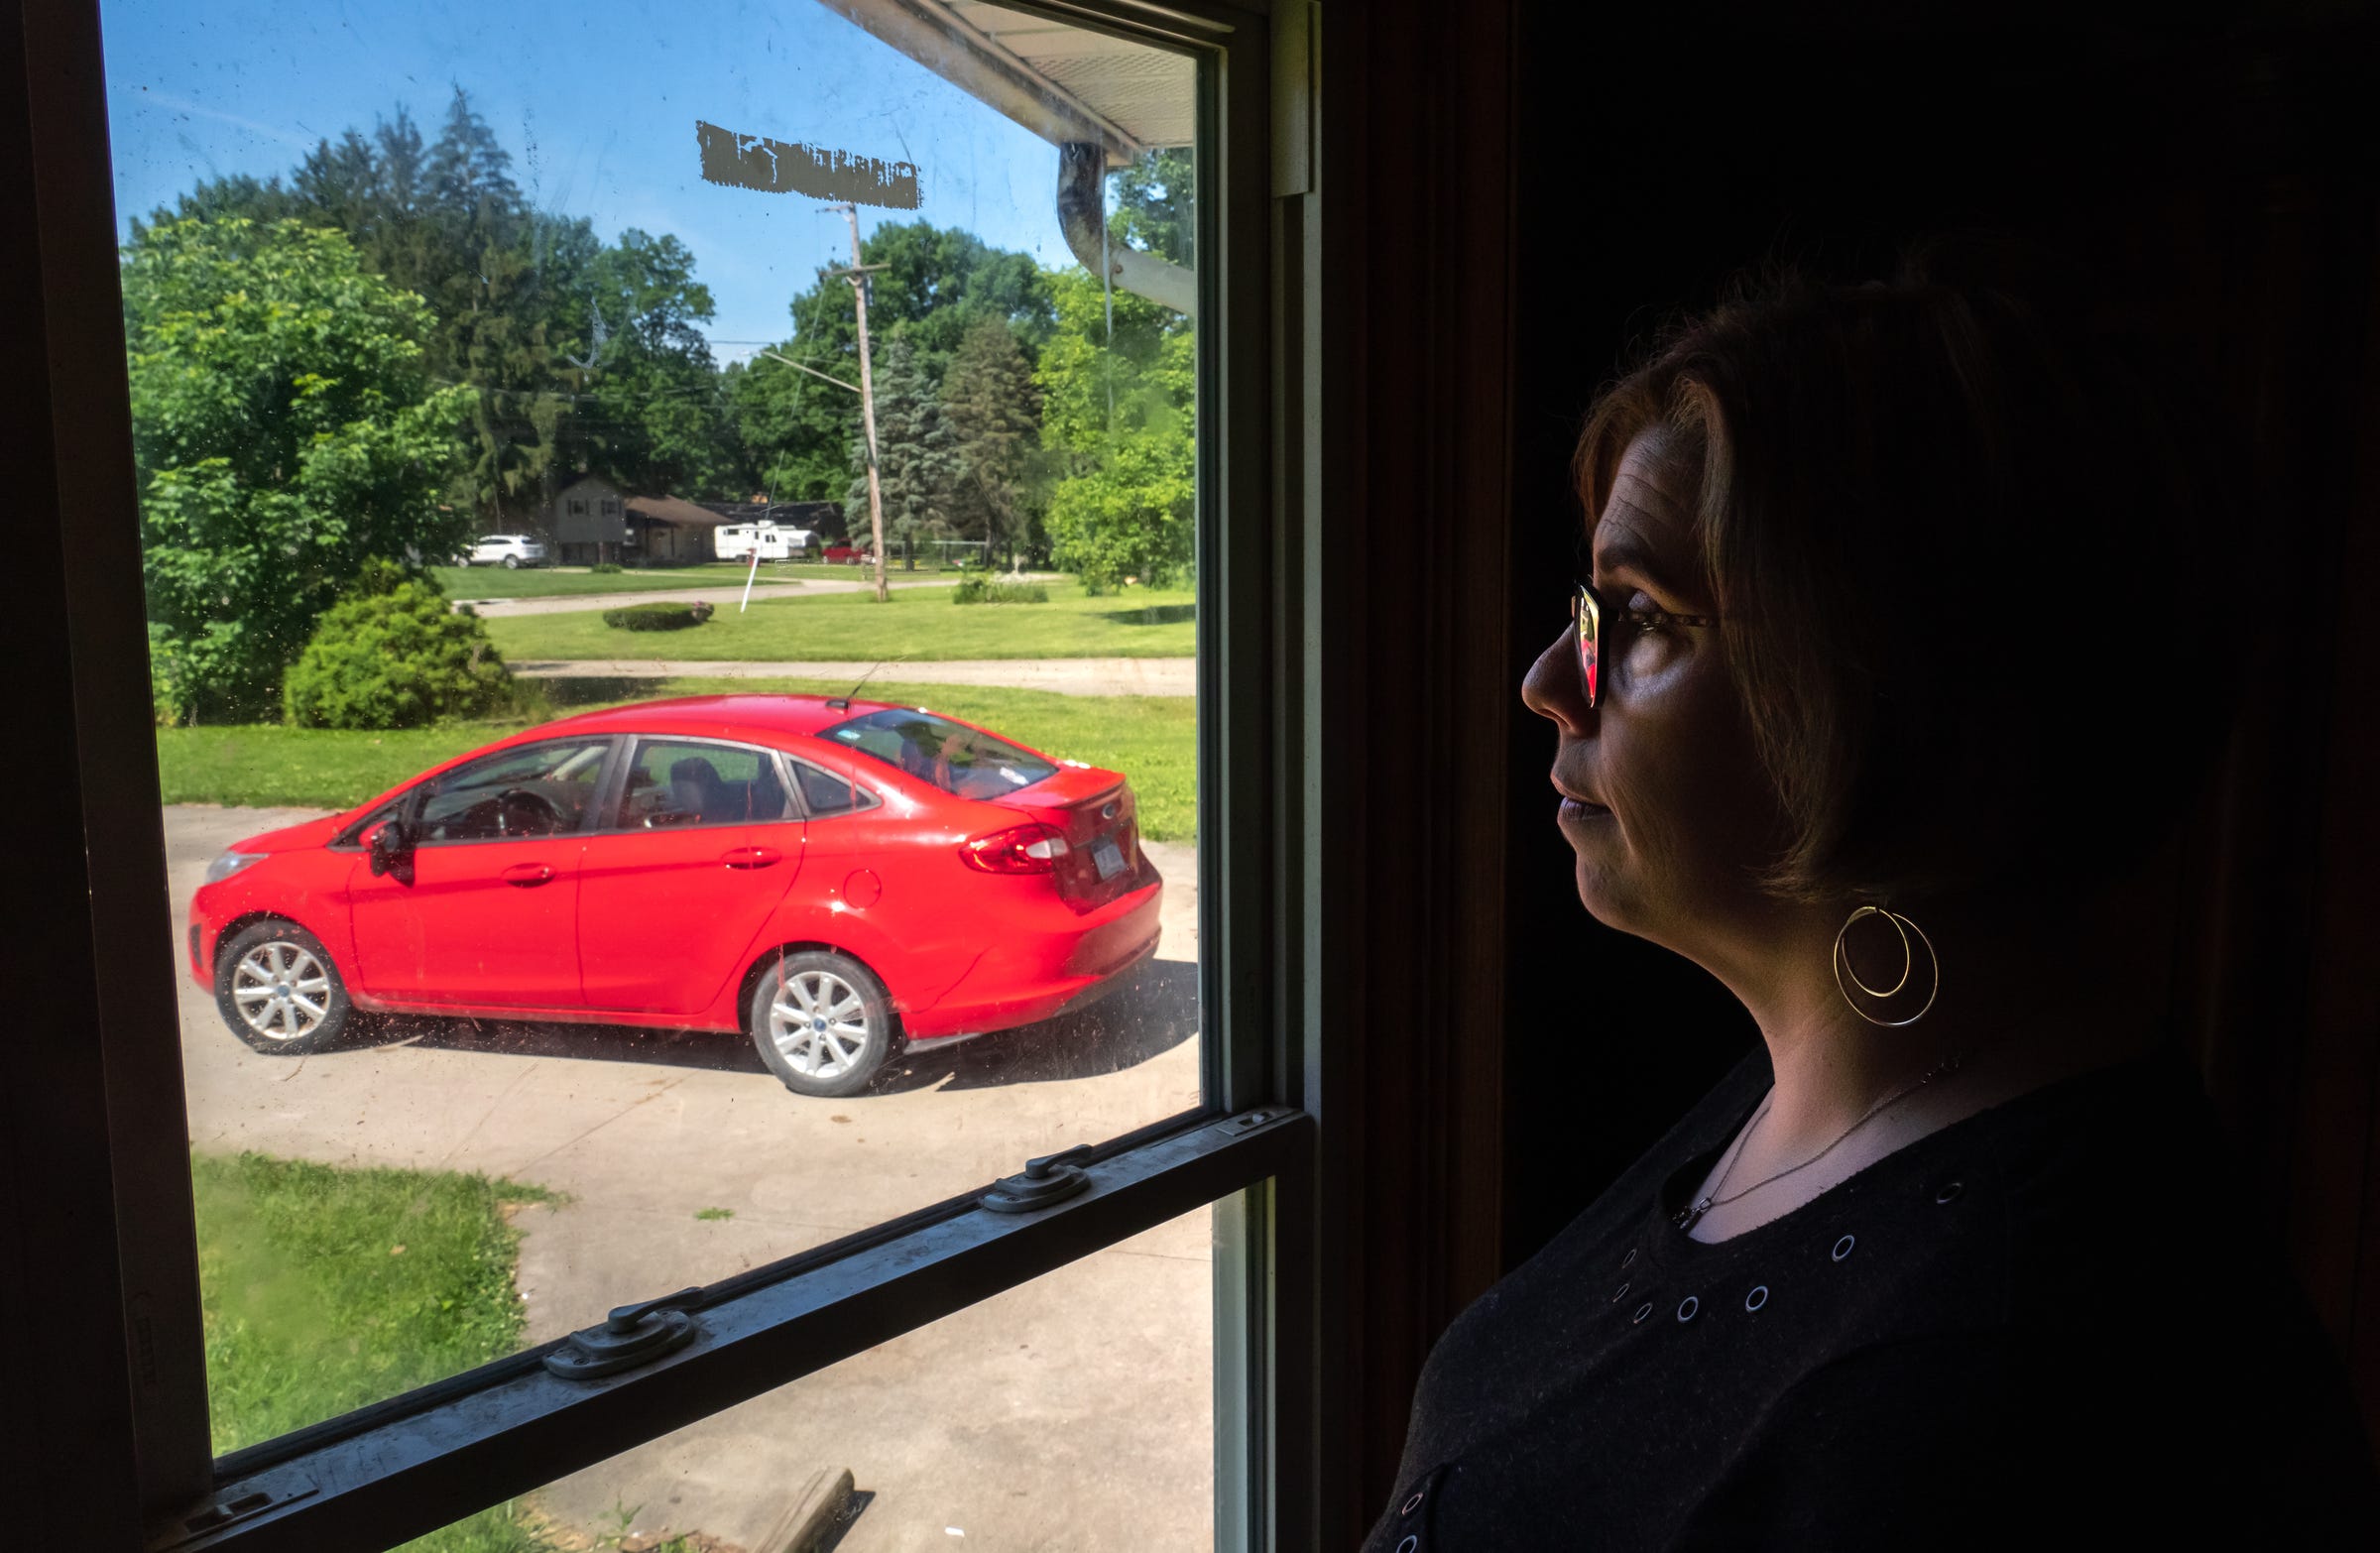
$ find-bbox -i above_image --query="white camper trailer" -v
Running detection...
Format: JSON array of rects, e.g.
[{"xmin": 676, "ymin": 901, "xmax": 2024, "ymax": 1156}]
[{"xmin": 716, "ymin": 524, "xmax": 814, "ymax": 562}]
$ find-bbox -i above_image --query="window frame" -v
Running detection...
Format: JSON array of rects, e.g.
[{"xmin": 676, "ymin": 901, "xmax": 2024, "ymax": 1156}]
[{"xmin": 22, "ymin": 0, "xmax": 1320, "ymax": 1548}]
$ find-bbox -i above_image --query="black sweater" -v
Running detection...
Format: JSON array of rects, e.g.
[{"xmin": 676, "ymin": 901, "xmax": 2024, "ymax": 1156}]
[{"xmin": 1364, "ymin": 1045, "xmax": 2379, "ymax": 1550}]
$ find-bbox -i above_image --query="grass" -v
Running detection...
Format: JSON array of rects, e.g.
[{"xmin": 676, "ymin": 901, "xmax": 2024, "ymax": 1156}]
[
  {"xmin": 194, "ymin": 1151, "xmax": 560, "ymax": 1551},
  {"xmin": 432, "ymin": 560, "xmax": 979, "ymax": 600},
  {"xmin": 156, "ymin": 724, "xmax": 505, "ymax": 810},
  {"xmin": 482, "ymin": 578, "xmax": 1196, "ymax": 662},
  {"xmin": 155, "ymin": 677, "xmax": 1198, "ymax": 840},
  {"xmin": 431, "ymin": 564, "xmax": 808, "ymax": 600}
]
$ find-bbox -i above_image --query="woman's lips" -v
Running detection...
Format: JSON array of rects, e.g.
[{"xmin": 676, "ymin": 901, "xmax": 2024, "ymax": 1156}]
[{"xmin": 1551, "ymin": 776, "xmax": 1610, "ymax": 825}]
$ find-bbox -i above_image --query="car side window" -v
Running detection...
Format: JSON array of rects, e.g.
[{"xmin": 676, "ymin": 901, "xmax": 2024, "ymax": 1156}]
[
  {"xmin": 415, "ymin": 739, "xmax": 613, "ymax": 844},
  {"xmin": 614, "ymin": 739, "xmax": 792, "ymax": 829},
  {"xmin": 786, "ymin": 756, "xmax": 880, "ymax": 819}
]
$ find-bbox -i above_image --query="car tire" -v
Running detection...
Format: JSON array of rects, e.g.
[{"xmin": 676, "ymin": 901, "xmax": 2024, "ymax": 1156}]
[
  {"xmin": 503, "ymin": 554, "xmax": 521, "ymax": 569},
  {"xmin": 215, "ymin": 919, "xmax": 353, "ymax": 1055},
  {"xmin": 748, "ymin": 949, "xmax": 895, "ymax": 1099}
]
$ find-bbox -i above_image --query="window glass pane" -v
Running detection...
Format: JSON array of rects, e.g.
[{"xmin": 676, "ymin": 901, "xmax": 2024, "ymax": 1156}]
[
  {"xmin": 616, "ymin": 739, "xmax": 791, "ymax": 829},
  {"xmin": 417, "ymin": 739, "xmax": 613, "ymax": 842},
  {"xmin": 403, "ymin": 1207, "xmax": 1217, "ymax": 1553},
  {"xmin": 110, "ymin": 0, "xmax": 1206, "ymax": 1445},
  {"xmin": 824, "ymin": 706, "xmax": 1063, "ymax": 796}
]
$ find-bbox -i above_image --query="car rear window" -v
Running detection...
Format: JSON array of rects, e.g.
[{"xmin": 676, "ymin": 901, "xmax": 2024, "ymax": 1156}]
[{"xmin": 820, "ymin": 709, "xmax": 1058, "ymax": 801}]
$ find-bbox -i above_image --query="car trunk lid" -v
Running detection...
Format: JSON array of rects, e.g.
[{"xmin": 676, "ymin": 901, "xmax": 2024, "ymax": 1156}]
[{"xmin": 998, "ymin": 768, "xmax": 1144, "ymax": 912}]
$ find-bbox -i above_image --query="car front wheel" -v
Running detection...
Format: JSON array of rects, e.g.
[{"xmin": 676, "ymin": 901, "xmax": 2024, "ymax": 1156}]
[
  {"xmin": 502, "ymin": 554, "xmax": 521, "ymax": 569},
  {"xmin": 215, "ymin": 919, "xmax": 353, "ymax": 1054},
  {"xmin": 749, "ymin": 949, "xmax": 894, "ymax": 1099}
]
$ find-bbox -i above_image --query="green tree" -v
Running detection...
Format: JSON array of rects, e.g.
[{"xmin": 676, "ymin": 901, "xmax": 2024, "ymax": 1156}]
[
  {"xmin": 941, "ymin": 316, "xmax": 1043, "ymax": 553},
  {"xmin": 733, "ymin": 222, "xmax": 1053, "ymax": 506},
  {"xmin": 575, "ymin": 229, "xmax": 738, "ymax": 497},
  {"xmin": 136, "ymin": 92, "xmax": 643, "ymax": 524},
  {"xmin": 846, "ymin": 338, "xmax": 965, "ymax": 560},
  {"xmin": 1110, "ymin": 147, "xmax": 1194, "ymax": 267},
  {"xmin": 126, "ymin": 217, "xmax": 472, "ymax": 721},
  {"xmin": 1035, "ymin": 268, "xmax": 1195, "ymax": 589}
]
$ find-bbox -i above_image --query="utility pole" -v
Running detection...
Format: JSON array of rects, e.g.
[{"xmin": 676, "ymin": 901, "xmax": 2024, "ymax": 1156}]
[{"xmin": 827, "ymin": 202, "xmax": 892, "ymax": 603}]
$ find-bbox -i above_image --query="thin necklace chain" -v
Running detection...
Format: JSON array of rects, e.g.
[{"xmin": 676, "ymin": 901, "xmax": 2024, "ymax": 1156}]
[{"xmin": 1673, "ymin": 1046, "xmax": 1972, "ymax": 1233}]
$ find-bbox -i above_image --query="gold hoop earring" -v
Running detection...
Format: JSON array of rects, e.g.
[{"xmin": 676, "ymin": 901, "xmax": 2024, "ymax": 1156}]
[{"xmin": 1833, "ymin": 905, "xmax": 1940, "ymax": 1027}]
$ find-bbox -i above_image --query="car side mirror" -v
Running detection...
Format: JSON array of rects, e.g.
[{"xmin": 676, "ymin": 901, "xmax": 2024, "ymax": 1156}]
[{"xmin": 367, "ymin": 818, "xmax": 414, "ymax": 879}]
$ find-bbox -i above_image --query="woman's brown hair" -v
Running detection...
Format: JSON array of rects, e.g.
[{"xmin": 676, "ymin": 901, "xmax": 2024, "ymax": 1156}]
[{"xmin": 1578, "ymin": 239, "xmax": 2236, "ymax": 905}]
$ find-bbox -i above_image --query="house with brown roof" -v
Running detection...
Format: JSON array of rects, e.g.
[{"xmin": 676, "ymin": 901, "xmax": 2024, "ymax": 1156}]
[
  {"xmin": 623, "ymin": 495, "xmax": 735, "ymax": 563},
  {"xmin": 536, "ymin": 475, "xmax": 734, "ymax": 565}
]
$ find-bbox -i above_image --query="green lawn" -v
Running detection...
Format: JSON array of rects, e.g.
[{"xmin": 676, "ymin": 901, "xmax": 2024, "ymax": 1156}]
[
  {"xmin": 482, "ymin": 578, "xmax": 1196, "ymax": 662},
  {"xmin": 194, "ymin": 1151, "xmax": 559, "ymax": 1551},
  {"xmin": 433, "ymin": 561, "xmax": 980, "ymax": 599},
  {"xmin": 157, "ymin": 723, "xmax": 507, "ymax": 811},
  {"xmin": 431, "ymin": 563, "xmax": 808, "ymax": 600},
  {"xmin": 157, "ymin": 678, "xmax": 1197, "ymax": 840}
]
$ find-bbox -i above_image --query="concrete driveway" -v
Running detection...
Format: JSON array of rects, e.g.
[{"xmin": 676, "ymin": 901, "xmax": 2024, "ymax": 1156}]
[{"xmin": 166, "ymin": 805, "xmax": 1211, "ymax": 1551}]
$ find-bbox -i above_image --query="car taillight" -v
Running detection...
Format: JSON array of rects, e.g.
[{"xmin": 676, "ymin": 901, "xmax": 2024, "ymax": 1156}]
[{"xmin": 961, "ymin": 823, "xmax": 1071, "ymax": 874}]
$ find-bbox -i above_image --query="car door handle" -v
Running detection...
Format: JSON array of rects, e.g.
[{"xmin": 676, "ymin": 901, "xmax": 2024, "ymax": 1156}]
[
  {"xmin": 502, "ymin": 863, "xmax": 555, "ymax": 887},
  {"xmin": 720, "ymin": 846, "xmax": 781, "ymax": 870}
]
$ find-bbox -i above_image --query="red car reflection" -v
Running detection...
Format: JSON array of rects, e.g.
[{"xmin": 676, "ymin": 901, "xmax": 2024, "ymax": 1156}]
[{"xmin": 186, "ymin": 695, "xmax": 1163, "ymax": 1097}]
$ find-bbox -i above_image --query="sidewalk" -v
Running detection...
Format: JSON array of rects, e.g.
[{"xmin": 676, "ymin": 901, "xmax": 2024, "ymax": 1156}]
[{"xmin": 508, "ymin": 655, "xmax": 1198, "ymax": 697}]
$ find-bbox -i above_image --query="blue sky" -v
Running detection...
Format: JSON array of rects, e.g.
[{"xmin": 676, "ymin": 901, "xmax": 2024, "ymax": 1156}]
[{"xmin": 98, "ymin": 0, "xmax": 1092, "ymax": 360}]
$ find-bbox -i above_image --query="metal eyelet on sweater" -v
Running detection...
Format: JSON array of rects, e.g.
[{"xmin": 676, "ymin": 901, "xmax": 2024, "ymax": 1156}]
[
  {"xmin": 1402, "ymin": 1491, "xmax": 1425, "ymax": 1514},
  {"xmin": 1632, "ymin": 1301, "xmax": 1654, "ymax": 1324},
  {"xmin": 1396, "ymin": 1538, "xmax": 1418, "ymax": 1553},
  {"xmin": 1620, "ymin": 1247, "xmax": 1637, "ymax": 1269},
  {"xmin": 1832, "ymin": 1234, "xmax": 1855, "ymax": 1261},
  {"xmin": 1609, "ymin": 1281, "xmax": 1629, "ymax": 1303},
  {"xmin": 1744, "ymin": 1284, "xmax": 1768, "ymax": 1312},
  {"xmin": 1676, "ymin": 1295, "xmax": 1700, "ymax": 1322},
  {"xmin": 1935, "ymin": 1181, "xmax": 1964, "ymax": 1204}
]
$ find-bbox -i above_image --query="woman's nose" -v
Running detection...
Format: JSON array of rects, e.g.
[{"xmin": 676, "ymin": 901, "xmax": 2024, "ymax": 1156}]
[{"xmin": 1522, "ymin": 623, "xmax": 1592, "ymax": 735}]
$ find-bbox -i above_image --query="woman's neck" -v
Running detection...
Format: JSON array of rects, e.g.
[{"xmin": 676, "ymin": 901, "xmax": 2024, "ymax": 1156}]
[{"xmin": 1699, "ymin": 880, "xmax": 2171, "ymax": 1201}]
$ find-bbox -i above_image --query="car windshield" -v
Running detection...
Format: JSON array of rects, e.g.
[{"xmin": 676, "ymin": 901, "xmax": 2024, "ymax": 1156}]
[{"xmin": 821, "ymin": 709, "xmax": 1059, "ymax": 800}]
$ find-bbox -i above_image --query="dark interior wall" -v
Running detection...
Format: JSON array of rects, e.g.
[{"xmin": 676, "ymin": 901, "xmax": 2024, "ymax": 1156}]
[{"xmin": 1500, "ymin": 0, "xmax": 2380, "ymax": 1445}]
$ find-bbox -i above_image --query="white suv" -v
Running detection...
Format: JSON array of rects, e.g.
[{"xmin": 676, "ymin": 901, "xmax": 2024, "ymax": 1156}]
[{"xmin": 464, "ymin": 535, "xmax": 548, "ymax": 569}]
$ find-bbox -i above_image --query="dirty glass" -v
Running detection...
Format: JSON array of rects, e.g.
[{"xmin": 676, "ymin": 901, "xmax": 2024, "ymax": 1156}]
[
  {"xmin": 404, "ymin": 1208, "xmax": 1217, "ymax": 1553},
  {"xmin": 108, "ymin": 0, "xmax": 1206, "ymax": 1453}
]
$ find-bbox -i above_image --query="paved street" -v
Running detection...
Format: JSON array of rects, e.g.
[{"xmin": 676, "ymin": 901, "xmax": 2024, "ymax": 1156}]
[
  {"xmin": 507, "ymin": 656, "xmax": 1198, "ymax": 698},
  {"xmin": 166, "ymin": 805, "xmax": 1210, "ymax": 1551}
]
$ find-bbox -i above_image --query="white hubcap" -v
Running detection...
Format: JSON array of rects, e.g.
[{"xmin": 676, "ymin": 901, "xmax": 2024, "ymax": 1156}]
[
  {"xmin": 769, "ymin": 969, "xmax": 871, "ymax": 1078},
  {"xmin": 232, "ymin": 942, "xmax": 331, "ymax": 1040}
]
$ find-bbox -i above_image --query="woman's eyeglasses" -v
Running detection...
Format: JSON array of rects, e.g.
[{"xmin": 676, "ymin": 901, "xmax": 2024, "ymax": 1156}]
[{"xmin": 1571, "ymin": 580, "xmax": 1719, "ymax": 710}]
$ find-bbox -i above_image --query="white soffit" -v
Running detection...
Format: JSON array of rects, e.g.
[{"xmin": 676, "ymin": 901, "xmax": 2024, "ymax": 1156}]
[{"xmin": 817, "ymin": 0, "xmax": 1195, "ymax": 166}]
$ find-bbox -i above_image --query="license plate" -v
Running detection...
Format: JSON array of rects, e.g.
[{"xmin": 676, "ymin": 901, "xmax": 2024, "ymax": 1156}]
[{"xmin": 1092, "ymin": 838, "xmax": 1127, "ymax": 881}]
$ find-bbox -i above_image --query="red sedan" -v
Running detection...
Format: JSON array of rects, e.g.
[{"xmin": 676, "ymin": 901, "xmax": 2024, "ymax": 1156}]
[{"xmin": 186, "ymin": 695, "xmax": 1163, "ymax": 1097}]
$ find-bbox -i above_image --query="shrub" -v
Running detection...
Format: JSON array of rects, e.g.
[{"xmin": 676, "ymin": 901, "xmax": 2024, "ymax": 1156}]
[
  {"xmin": 601, "ymin": 601, "xmax": 715, "ymax": 631},
  {"xmin": 951, "ymin": 571, "xmax": 1049, "ymax": 605},
  {"xmin": 591, "ymin": 561, "xmax": 624, "ymax": 574},
  {"xmin": 283, "ymin": 568, "xmax": 510, "ymax": 730}
]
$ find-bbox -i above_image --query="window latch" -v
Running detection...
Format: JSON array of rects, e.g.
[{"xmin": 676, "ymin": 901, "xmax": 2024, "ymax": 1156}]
[
  {"xmin": 543, "ymin": 1285, "xmax": 703, "ymax": 1380},
  {"xmin": 981, "ymin": 1143, "xmax": 1096, "ymax": 1213}
]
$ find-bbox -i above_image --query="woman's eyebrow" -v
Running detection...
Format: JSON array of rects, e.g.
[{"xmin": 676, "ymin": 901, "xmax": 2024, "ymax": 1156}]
[{"xmin": 1592, "ymin": 533, "xmax": 1685, "ymax": 592}]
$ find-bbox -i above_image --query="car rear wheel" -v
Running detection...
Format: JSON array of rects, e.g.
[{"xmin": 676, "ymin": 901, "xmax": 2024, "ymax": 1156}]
[
  {"xmin": 502, "ymin": 554, "xmax": 521, "ymax": 569},
  {"xmin": 749, "ymin": 950, "xmax": 893, "ymax": 1099},
  {"xmin": 215, "ymin": 920, "xmax": 352, "ymax": 1054}
]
